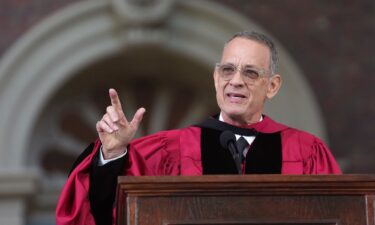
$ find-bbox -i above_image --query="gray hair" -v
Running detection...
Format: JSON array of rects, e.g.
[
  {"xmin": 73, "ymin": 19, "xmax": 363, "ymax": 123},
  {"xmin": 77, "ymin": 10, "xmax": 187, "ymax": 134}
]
[{"xmin": 226, "ymin": 31, "xmax": 278, "ymax": 74}]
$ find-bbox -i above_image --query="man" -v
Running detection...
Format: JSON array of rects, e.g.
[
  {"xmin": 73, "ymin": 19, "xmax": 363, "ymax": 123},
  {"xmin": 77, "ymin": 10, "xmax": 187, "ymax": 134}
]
[{"xmin": 56, "ymin": 31, "xmax": 341, "ymax": 225}]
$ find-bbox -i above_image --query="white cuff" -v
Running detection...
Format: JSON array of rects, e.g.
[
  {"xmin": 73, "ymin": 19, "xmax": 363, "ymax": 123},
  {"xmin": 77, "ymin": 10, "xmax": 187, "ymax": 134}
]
[{"xmin": 98, "ymin": 145, "xmax": 127, "ymax": 166}]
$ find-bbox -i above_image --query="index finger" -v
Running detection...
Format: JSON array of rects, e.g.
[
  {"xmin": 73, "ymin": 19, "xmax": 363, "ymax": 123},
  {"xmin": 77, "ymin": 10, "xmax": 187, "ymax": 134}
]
[{"xmin": 109, "ymin": 88, "xmax": 123, "ymax": 111}]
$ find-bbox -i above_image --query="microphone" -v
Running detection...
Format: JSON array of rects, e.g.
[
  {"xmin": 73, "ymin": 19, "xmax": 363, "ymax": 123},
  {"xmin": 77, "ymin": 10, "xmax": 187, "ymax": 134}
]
[{"xmin": 219, "ymin": 130, "xmax": 241, "ymax": 174}]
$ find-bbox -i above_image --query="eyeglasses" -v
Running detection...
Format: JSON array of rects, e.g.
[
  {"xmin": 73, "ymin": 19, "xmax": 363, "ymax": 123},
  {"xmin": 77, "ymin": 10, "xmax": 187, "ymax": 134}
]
[{"xmin": 215, "ymin": 63, "xmax": 271, "ymax": 82}]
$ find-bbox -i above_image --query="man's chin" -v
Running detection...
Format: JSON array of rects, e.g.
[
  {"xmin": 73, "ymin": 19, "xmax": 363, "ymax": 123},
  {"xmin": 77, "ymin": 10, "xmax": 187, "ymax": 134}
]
[
  {"xmin": 223, "ymin": 106, "xmax": 246, "ymax": 115},
  {"xmin": 222, "ymin": 110, "xmax": 247, "ymax": 121}
]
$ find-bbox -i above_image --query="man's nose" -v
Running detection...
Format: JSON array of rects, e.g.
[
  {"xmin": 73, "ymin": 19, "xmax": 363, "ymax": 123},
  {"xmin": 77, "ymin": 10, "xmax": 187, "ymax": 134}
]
[{"xmin": 229, "ymin": 70, "xmax": 245, "ymax": 86}]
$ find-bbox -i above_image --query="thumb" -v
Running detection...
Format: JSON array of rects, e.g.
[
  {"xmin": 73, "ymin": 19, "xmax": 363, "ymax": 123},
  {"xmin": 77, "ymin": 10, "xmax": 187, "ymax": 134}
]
[{"xmin": 129, "ymin": 107, "xmax": 146, "ymax": 130}]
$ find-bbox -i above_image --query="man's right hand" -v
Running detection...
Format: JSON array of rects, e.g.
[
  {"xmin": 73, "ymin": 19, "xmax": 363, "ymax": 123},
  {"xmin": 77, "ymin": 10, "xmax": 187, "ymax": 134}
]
[{"xmin": 96, "ymin": 88, "xmax": 145, "ymax": 159}]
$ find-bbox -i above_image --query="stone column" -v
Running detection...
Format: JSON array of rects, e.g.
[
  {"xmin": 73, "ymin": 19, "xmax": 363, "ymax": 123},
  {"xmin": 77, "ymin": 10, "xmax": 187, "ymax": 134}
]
[{"xmin": 0, "ymin": 170, "xmax": 37, "ymax": 225}]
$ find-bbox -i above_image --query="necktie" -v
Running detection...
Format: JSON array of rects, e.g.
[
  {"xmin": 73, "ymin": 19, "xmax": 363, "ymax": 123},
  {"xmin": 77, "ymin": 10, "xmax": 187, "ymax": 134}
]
[{"xmin": 236, "ymin": 136, "xmax": 249, "ymax": 162}]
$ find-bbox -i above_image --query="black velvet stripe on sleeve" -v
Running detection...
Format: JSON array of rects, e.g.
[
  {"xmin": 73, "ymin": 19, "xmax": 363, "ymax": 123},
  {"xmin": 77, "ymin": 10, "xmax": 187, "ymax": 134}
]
[
  {"xmin": 68, "ymin": 142, "xmax": 95, "ymax": 176},
  {"xmin": 89, "ymin": 151, "xmax": 126, "ymax": 225}
]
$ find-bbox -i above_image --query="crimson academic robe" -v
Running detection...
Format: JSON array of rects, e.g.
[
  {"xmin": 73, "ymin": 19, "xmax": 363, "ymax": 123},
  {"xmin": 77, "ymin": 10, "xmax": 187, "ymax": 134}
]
[{"xmin": 56, "ymin": 115, "xmax": 341, "ymax": 225}]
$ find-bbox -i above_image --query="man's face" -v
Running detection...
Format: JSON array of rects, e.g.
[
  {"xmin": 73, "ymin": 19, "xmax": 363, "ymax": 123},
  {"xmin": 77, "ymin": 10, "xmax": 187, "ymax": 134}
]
[{"xmin": 214, "ymin": 37, "xmax": 281, "ymax": 125}]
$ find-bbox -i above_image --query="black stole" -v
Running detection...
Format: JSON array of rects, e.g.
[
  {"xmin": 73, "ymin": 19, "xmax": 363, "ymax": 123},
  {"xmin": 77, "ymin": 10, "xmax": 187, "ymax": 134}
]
[{"xmin": 197, "ymin": 117, "xmax": 282, "ymax": 174}]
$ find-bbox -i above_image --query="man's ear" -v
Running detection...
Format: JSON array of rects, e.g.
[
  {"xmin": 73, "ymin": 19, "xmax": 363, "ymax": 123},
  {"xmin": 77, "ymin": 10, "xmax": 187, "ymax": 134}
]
[{"xmin": 266, "ymin": 74, "xmax": 282, "ymax": 99}]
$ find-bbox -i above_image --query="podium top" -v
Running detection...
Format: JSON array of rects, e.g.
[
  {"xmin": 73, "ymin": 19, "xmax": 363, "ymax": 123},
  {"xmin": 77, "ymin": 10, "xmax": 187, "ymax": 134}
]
[{"xmin": 117, "ymin": 174, "xmax": 375, "ymax": 195}]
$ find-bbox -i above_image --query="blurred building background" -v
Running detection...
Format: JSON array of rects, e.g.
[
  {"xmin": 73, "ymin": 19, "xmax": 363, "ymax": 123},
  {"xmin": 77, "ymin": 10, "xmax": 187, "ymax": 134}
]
[{"xmin": 0, "ymin": 0, "xmax": 374, "ymax": 224}]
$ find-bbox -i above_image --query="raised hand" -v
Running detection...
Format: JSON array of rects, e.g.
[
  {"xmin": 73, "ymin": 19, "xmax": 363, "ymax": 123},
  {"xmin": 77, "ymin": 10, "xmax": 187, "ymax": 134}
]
[{"xmin": 96, "ymin": 88, "xmax": 145, "ymax": 159}]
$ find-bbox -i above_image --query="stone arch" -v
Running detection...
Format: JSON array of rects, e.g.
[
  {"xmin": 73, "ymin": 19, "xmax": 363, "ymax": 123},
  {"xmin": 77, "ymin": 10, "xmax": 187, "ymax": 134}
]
[{"xmin": 0, "ymin": 0, "xmax": 327, "ymax": 223}]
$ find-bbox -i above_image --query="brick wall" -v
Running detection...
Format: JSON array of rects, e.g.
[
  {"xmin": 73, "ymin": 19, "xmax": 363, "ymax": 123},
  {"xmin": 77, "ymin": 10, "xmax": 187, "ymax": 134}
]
[{"xmin": 0, "ymin": 0, "xmax": 79, "ymax": 54}]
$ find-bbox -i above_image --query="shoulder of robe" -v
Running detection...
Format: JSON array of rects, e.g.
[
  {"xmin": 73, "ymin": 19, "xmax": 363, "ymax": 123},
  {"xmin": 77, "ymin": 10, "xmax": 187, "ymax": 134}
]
[{"xmin": 281, "ymin": 128, "xmax": 326, "ymax": 160}]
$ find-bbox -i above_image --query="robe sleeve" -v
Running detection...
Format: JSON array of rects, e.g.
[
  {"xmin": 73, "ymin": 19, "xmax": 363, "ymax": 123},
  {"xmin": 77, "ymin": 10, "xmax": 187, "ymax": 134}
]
[
  {"xmin": 56, "ymin": 140, "xmax": 101, "ymax": 225},
  {"xmin": 301, "ymin": 134, "xmax": 342, "ymax": 174},
  {"xmin": 126, "ymin": 129, "xmax": 181, "ymax": 176}
]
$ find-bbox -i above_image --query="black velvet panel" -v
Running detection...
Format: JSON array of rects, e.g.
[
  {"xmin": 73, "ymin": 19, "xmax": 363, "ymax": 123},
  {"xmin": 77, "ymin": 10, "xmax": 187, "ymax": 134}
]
[
  {"xmin": 245, "ymin": 132, "xmax": 282, "ymax": 174},
  {"xmin": 201, "ymin": 128, "xmax": 239, "ymax": 174},
  {"xmin": 198, "ymin": 117, "xmax": 282, "ymax": 174}
]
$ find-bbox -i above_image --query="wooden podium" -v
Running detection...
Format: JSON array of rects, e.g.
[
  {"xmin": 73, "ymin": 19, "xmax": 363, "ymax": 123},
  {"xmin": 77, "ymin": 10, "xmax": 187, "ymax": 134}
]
[{"xmin": 116, "ymin": 175, "xmax": 375, "ymax": 225}]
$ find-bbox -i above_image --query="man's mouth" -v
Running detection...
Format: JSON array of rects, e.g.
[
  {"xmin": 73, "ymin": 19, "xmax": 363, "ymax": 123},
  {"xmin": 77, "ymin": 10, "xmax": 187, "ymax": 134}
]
[
  {"xmin": 227, "ymin": 93, "xmax": 246, "ymax": 98},
  {"xmin": 226, "ymin": 92, "xmax": 247, "ymax": 102}
]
